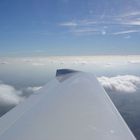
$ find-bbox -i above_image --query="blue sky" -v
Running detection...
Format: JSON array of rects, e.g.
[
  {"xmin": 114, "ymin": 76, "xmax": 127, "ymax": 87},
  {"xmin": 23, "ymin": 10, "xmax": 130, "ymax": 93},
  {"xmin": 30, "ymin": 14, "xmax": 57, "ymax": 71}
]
[{"xmin": 0, "ymin": 0, "xmax": 140, "ymax": 56}]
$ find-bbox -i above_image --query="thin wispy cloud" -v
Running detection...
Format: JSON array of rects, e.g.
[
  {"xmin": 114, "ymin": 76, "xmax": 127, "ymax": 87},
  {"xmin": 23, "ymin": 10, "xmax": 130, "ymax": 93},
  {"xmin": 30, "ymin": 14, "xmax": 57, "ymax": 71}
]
[
  {"xmin": 0, "ymin": 58, "xmax": 10, "ymax": 65},
  {"xmin": 121, "ymin": 11, "xmax": 140, "ymax": 17},
  {"xmin": 60, "ymin": 20, "xmax": 97, "ymax": 27},
  {"xmin": 60, "ymin": 9, "xmax": 140, "ymax": 36},
  {"xmin": 60, "ymin": 20, "xmax": 107, "ymax": 36},
  {"xmin": 112, "ymin": 30, "xmax": 140, "ymax": 35},
  {"xmin": 71, "ymin": 28, "xmax": 100, "ymax": 36},
  {"xmin": 60, "ymin": 22, "xmax": 78, "ymax": 27},
  {"xmin": 26, "ymin": 86, "xmax": 42, "ymax": 92},
  {"xmin": 32, "ymin": 63, "xmax": 46, "ymax": 66},
  {"xmin": 0, "ymin": 61, "xmax": 9, "ymax": 65},
  {"xmin": 71, "ymin": 28, "xmax": 97, "ymax": 33},
  {"xmin": 126, "ymin": 20, "xmax": 140, "ymax": 26},
  {"xmin": 120, "ymin": 19, "xmax": 140, "ymax": 26},
  {"xmin": 128, "ymin": 60, "xmax": 140, "ymax": 64}
]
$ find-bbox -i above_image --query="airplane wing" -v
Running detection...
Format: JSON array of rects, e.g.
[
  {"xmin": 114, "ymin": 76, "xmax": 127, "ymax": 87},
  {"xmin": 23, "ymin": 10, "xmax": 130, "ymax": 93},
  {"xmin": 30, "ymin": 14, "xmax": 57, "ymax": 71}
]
[{"xmin": 0, "ymin": 69, "xmax": 136, "ymax": 140}]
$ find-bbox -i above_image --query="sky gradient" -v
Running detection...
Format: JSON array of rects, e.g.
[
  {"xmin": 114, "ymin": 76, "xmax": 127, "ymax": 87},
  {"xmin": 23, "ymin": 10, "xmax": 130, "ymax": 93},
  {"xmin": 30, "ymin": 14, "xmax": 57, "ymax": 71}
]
[{"xmin": 0, "ymin": 0, "xmax": 140, "ymax": 56}]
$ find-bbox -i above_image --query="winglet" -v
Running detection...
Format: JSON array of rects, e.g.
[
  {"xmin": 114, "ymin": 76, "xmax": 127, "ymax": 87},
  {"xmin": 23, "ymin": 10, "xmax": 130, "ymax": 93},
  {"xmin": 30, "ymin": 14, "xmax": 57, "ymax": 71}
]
[
  {"xmin": 56, "ymin": 69, "xmax": 79, "ymax": 82},
  {"xmin": 56, "ymin": 69, "xmax": 79, "ymax": 77}
]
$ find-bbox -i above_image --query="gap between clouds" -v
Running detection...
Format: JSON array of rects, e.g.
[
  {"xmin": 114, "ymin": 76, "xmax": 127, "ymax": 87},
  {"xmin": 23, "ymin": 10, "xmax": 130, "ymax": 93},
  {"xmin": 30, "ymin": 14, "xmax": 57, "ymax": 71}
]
[{"xmin": 98, "ymin": 75, "xmax": 140, "ymax": 93}]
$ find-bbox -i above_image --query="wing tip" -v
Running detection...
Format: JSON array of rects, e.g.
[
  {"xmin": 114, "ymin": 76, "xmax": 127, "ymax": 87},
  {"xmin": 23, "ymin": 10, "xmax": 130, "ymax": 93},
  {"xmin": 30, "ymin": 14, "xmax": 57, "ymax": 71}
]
[{"xmin": 56, "ymin": 69, "xmax": 79, "ymax": 77}]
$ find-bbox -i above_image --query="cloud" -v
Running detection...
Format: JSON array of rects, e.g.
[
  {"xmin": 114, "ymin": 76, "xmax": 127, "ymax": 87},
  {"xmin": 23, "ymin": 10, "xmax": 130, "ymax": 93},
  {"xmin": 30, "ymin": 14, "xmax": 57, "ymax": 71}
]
[
  {"xmin": 20, "ymin": 86, "xmax": 42, "ymax": 98},
  {"xmin": 59, "ymin": 20, "xmax": 107, "ymax": 36},
  {"xmin": 0, "ymin": 61, "xmax": 9, "ymax": 65},
  {"xmin": 72, "ymin": 28, "xmax": 97, "ymax": 33},
  {"xmin": 0, "ymin": 81, "xmax": 42, "ymax": 117},
  {"xmin": 120, "ymin": 19, "xmax": 140, "ymax": 26},
  {"xmin": 128, "ymin": 60, "xmax": 140, "ymax": 64},
  {"xmin": 26, "ymin": 86, "xmax": 42, "ymax": 93},
  {"xmin": 59, "ymin": 9, "xmax": 140, "ymax": 36},
  {"xmin": 32, "ymin": 63, "xmax": 46, "ymax": 66},
  {"xmin": 122, "ymin": 11, "xmax": 140, "ymax": 17},
  {"xmin": 0, "ymin": 83, "xmax": 23, "ymax": 108},
  {"xmin": 22, "ymin": 58, "xmax": 33, "ymax": 63},
  {"xmin": 112, "ymin": 30, "xmax": 140, "ymax": 35},
  {"xmin": 60, "ymin": 22, "xmax": 78, "ymax": 27},
  {"xmin": 119, "ymin": 11, "xmax": 140, "ymax": 25},
  {"xmin": 60, "ymin": 20, "xmax": 98, "ymax": 27},
  {"xmin": 98, "ymin": 75, "xmax": 140, "ymax": 93}
]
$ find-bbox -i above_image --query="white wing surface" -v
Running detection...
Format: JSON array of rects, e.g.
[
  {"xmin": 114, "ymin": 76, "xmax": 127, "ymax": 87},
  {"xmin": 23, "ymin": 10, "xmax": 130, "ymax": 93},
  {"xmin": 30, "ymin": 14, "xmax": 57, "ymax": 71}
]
[{"xmin": 0, "ymin": 69, "xmax": 136, "ymax": 140}]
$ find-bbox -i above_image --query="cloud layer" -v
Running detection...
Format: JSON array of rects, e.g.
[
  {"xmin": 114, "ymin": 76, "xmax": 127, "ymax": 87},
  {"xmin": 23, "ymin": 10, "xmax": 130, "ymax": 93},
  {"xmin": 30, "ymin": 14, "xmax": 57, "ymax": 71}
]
[{"xmin": 98, "ymin": 75, "xmax": 140, "ymax": 93}]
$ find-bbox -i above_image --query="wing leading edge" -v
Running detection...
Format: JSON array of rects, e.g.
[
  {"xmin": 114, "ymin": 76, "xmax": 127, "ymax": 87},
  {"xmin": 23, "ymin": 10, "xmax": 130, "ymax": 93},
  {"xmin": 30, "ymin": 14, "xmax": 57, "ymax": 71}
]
[{"xmin": 0, "ymin": 69, "xmax": 136, "ymax": 140}]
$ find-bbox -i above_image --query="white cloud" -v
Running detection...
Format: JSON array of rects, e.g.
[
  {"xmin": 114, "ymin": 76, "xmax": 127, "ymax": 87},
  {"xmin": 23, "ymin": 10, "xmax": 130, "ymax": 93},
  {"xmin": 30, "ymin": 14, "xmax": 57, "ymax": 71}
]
[
  {"xmin": 98, "ymin": 75, "xmax": 140, "ymax": 93},
  {"xmin": 60, "ymin": 22, "xmax": 78, "ymax": 27},
  {"xmin": 121, "ymin": 11, "xmax": 140, "ymax": 17},
  {"xmin": 26, "ymin": 86, "xmax": 42, "ymax": 93},
  {"xmin": 0, "ymin": 84, "xmax": 22, "ymax": 106},
  {"xmin": 121, "ymin": 20, "xmax": 140, "ymax": 26},
  {"xmin": 127, "ymin": 20, "xmax": 140, "ymax": 26},
  {"xmin": 59, "ymin": 20, "xmax": 106, "ymax": 36},
  {"xmin": 0, "ymin": 60, "xmax": 9, "ymax": 65},
  {"xmin": 32, "ymin": 63, "xmax": 46, "ymax": 66},
  {"xmin": 128, "ymin": 60, "xmax": 140, "ymax": 64},
  {"xmin": 80, "ymin": 61, "xmax": 87, "ymax": 65},
  {"xmin": 22, "ymin": 58, "xmax": 33, "ymax": 63},
  {"xmin": 116, "ymin": 11, "xmax": 140, "ymax": 26},
  {"xmin": 112, "ymin": 30, "xmax": 140, "ymax": 35},
  {"xmin": 0, "ymin": 81, "xmax": 43, "ymax": 116},
  {"xmin": 0, "ymin": 82, "xmax": 42, "ymax": 107},
  {"xmin": 72, "ymin": 28, "xmax": 97, "ymax": 33}
]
